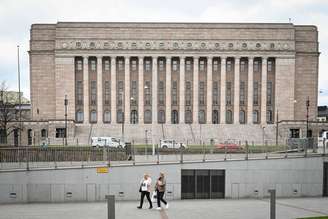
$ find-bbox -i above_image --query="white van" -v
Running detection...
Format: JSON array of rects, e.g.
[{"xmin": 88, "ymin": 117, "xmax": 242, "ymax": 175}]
[
  {"xmin": 91, "ymin": 137, "xmax": 125, "ymax": 148},
  {"xmin": 318, "ymin": 131, "xmax": 328, "ymax": 147},
  {"xmin": 159, "ymin": 139, "xmax": 187, "ymax": 149}
]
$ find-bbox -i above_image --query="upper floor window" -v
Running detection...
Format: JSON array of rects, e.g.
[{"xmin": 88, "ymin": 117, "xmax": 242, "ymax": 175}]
[
  {"xmin": 254, "ymin": 60, "xmax": 260, "ymax": 72},
  {"xmin": 76, "ymin": 111, "xmax": 83, "ymax": 123},
  {"xmin": 226, "ymin": 110, "xmax": 233, "ymax": 124},
  {"xmin": 268, "ymin": 60, "xmax": 274, "ymax": 73},
  {"xmin": 76, "ymin": 60, "xmax": 83, "ymax": 71},
  {"xmin": 104, "ymin": 81, "xmax": 110, "ymax": 105},
  {"xmin": 185, "ymin": 81, "xmax": 192, "ymax": 106},
  {"xmin": 144, "ymin": 110, "xmax": 152, "ymax": 124},
  {"xmin": 76, "ymin": 81, "xmax": 83, "ymax": 105},
  {"xmin": 90, "ymin": 81, "xmax": 97, "ymax": 105},
  {"xmin": 240, "ymin": 60, "xmax": 247, "ymax": 73},
  {"xmin": 240, "ymin": 81, "xmax": 246, "ymax": 106},
  {"xmin": 159, "ymin": 60, "xmax": 165, "ymax": 71},
  {"xmin": 199, "ymin": 110, "xmax": 206, "ymax": 124},
  {"xmin": 90, "ymin": 60, "xmax": 96, "ymax": 71},
  {"xmin": 199, "ymin": 81, "xmax": 205, "ymax": 106},
  {"xmin": 117, "ymin": 109, "xmax": 123, "ymax": 123},
  {"xmin": 172, "ymin": 110, "xmax": 179, "ymax": 124},
  {"xmin": 213, "ymin": 82, "xmax": 219, "ymax": 105},
  {"xmin": 131, "ymin": 110, "xmax": 138, "ymax": 124},
  {"xmin": 186, "ymin": 60, "xmax": 192, "ymax": 71},
  {"xmin": 118, "ymin": 60, "xmax": 124, "ymax": 71},
  {"xmin": 239, "ymin": 110, "xmax": 246, "ymax": 124},
  {"xmin": 172, "ymin": 81, "xmax": 178, "ymax": 106},
  {"xmin": 145, "ymin": 81, "xmax": 151, "ymax": 106},
  {"xmin": 267, "ymin": 81, "xmax": 273, "ymax": 106},
  {"xmin": 131, "ymin": 81, "xmax": 138, "ymax": 106},
  {"xmin": 158, "ymin": 81, "xmax": 165, "ymax": 106},
  {"xmin": 90, "ymin": 110, "xmax": 97, "ymax": 123},
  {"xmin": 131, "ymin": 60, "xmax": 137, "ymax": 71},
  {"xmin": 104, "ymin": 59, "xmax": 110, "ymax": 71},
  {"xmin": 199, "ymin": 60, "xmax": 205, "ymax": 71},
  {"xmin": 158, "ymin": 110, "xmax": 165, "ymax": 124},
  {"xmin": 227, "ymin": 60, "xmax": 233, "ymax": 72},
  {"xmin": 226, "ymin": 82, "xmax": 232, "ymax": 106},
  {"xmin": 104, "ymin": 111, "xmax": 111, "ymax": 123},
  {"xmin": 212, "ymin": 110, "xmax": 219, "ymax": 124},
  {"xmin": 253, "ymin": 110, "xmax": 259, "ymax": 124},
  {"xmin": 172, "ymin": 60, "xmax": 178, "ymax": 71},
  {"xmin": 145, "ymin": 60, "xmax": 151, "ymax": 72},
  {"xmin": 267, "ymin": 110, "xmax": 273, "ymax": 124},
  {"xmin": 253, "ymin": 82, "xmax": 259, "ymax": 106},
  {"xmin": 213, "ymin": 60, "xmax": 219, "ymax": 72},
  {"xmin": 185, "ymin": 110, "xmax": 192, "ymax": 124},
  {"xmin": 117, "ymin": 81, "xmax": 123, "ymax": 106}
]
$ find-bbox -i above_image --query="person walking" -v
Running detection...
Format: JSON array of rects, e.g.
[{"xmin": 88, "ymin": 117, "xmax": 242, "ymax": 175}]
[
  {"xmin": 137, "ymin": 174, "xmax": 153, "ymax": 209},
  {"xmin": 155, "ymin": 172, "xmax": 169, "ymax": 210}
]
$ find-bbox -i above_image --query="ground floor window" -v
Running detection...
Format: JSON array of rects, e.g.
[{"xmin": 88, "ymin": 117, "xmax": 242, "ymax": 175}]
[
  {"xmin": 290, "ymin": 129, "xmax": 300, "ymax": 138},
  {"xmin": 0, "ymin": 129, "xmax": 6, "ymax": 144},
  {"xmin": 55, "ymin": 128, "xmax": 66, "ymax": 138}
]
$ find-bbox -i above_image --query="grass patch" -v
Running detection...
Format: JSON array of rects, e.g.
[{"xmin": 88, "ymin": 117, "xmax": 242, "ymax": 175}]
[{"xmin": 297, "ymin": 216, "xmax": 328, "ymax": 219}]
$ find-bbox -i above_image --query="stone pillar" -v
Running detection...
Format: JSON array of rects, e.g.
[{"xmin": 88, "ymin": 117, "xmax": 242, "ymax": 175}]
[
  {"xmin": 124, "ymin": 56, "xmax": 130, "ymax": 124},
  {"xmin": 111, "ymin": 57, "xmax": 116, "ymax": 124},
  {"xmin": 179, "ymin": 56, "xmax": 185, "ymax": 124},
  {"xmin": 193, "ymin": 56, "xmax": 199, "ymax": 124},
  {"xmin": 152, "ymin": 57, "xmax": 158, "ymax": 124},
  {"xmin": 138, "ymin": 56, "xmax": 144, "ymax": 124},
  {"xmin": 83, "ymin": 56, "xmax": 89, "ymax": 124},
  {"xmin": 97, "ymin": 56, "xmax": 103, "ymax": 124},
  {"xmin": 220, "ymin": 57, "xmax": 226, "ymax": 124},
  {"xmin": 247, "ymin": 57, "xmax": 254, "ymax": 124},
  {"xmin": 261, "ymin": 57, "xmax": 268, "ymax": 124},
  {"xmin": 234, "ymin": 57, "xmax": 240, "ymax": 124},
  {"xmin": 166, "ymin": 56, "xmax": 171, "ymax": 124},
  {"xmin": 206, "ymin": 56, "xmax": 213, "ymax": 124}
]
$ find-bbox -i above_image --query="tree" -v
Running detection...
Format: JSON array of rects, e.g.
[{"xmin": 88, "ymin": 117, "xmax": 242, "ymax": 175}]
[{"xmin": 0, "ymin": 81, "xmax": 20, "ymax": 145}]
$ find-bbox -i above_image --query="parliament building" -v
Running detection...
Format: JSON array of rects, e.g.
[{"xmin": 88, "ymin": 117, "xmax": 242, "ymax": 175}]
[{"xmin": 26, "ymin": 22, "xmax": 319, "ymax": 145}]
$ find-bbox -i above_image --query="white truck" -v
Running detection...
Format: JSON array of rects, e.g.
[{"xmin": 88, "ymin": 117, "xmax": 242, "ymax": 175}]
[
  {"xmin": 91, "ymin": 137, "xmax": 125, "ymax": 148},
  {"xmin": 159, "ymin": 139, "xmax": 187, "ymax": 149}
]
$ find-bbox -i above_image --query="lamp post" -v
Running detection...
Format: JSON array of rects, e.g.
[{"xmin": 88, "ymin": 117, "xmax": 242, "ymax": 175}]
[
  {"xmin": 64, "ymin": 95, "xmax": 68, "ymax": 146},
  {"xmin": 144, "ymin": 85, "xmax": 155, "ymax": 155},
  {"xmin": 275, "ymin": 110, "xmax": 279, "ymax": 146},
  {"xmin": 120, "ymin": 92, "xmax": 125, "ymax": 143},
  {"xmin": 305, "ymin": 96, "xmax": 310, "ymax": 157}
]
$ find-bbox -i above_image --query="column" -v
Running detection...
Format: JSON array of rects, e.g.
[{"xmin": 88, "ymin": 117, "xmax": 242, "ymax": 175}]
[
  {"xmin": 179, "ymin": 56, "xmax": 185, "ymax": 124},
  {"xmin": 138, "ymin": 56, "xmax": 144, "ymax": 124},
  {"xmin": 220, "ymin": 57, "xmax": 226, "ymax": 124},
  {"xmin": 193, "ymin": 56, "xmax": 199, "ymax": 124},
  {"xmin": 206, "ymin": 56, "xmax": 213, "ymax": 124},
  {"xmin": 247, "ymin": 57, "xmax": 254, "ymax": 124},
  {"xmin": 165, "ymin": 56, "xmax": 171, "ymax": 123},
  {"xmin": 111, "ymin": 57, "xmax": 116, "ymax": 124},
  {"xmin": 261, "ymin": 57, "xmax": 268, "ymax": 124},
  {"xmin": 234, "ymin": 57, "xmax": 240, "ymax": 124},
  {"xmin": 97, "ymin": 56, "xmax": 103, "ymax": 124},
  {"xmin": 152, "ymin": 56, "xmax": 158, "ymax": 124},
  {"xmin": 124, "ymin": 56, "xmax": 130, "ymax": 124},
  {"xmin": 83, "ymin": 56, "xmax": 89, "ymax": 124}
]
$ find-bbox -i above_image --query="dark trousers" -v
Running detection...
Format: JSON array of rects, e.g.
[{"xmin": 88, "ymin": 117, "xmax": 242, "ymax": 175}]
[
  {"xmin": 156, "ymin": 190, "xmax": 167, "ymax": 207},
  {"xmin": 139, "ymin": 191, "xmax": 152, "ymax": 208}
]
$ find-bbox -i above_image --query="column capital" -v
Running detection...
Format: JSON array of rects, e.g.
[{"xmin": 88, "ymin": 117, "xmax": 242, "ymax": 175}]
[
  {"xmin": 220, "ymin": 56, "xmax": 227, "ymax": 61},
  {"xmin": 248, "ymin": 56, "xmax": 255, "ymax": 61},
  {"xmin": 193, "ymin": 56, "xmax": 200, "ymax": 60},
  {"xmin": 83, "ymin": 56, "xmax": 89, "ymax": 61},
  {"xmin": 262, "ymin": 56, "xmax": 269, "ymax": 61},
  {"xmin": 234, "ymin": 57, "xmax": 241, "ymax": 63},
  {"xmin": 166, "ymin": 56, "xmax": 171, "ymax": 63},
  {"xmin": 179, "ymin": 55, "xmax": 186, "ymax": 60}
]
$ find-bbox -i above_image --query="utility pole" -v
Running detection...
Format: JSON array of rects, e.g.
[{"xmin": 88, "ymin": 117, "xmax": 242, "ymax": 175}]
[{"xmin": 64, "ymin": 95, "xmax": 68, "ymax": 146}]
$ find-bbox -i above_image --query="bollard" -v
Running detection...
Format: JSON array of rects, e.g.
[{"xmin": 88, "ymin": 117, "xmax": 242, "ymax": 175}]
[
  {"xmin": 268, "ymin": 189, "xmax": 276, "ymax": 219},
  {"xmin": 105, "ymin": 195, "xmax": 115, "ymax": 219},
  {"xmin": 245, "ymin": 141, "xmax": 248, "ymax": 160},
  {"xmin": 180, "ymin": 147, "xmax": 184, "ymax": 164}
]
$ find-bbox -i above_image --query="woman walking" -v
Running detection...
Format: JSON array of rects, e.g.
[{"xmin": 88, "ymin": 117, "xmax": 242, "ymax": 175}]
[
  {"xmin": 137, "ymin": 174, "xmax": 153, "ymax": 209},
  {"xmin": 155, "ymin": 172, "xmax": 169, "ymax": 210}
]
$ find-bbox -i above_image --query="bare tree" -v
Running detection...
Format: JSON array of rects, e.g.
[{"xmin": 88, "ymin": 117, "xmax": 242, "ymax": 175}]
[{"xmin": 0, "ymin": 81, "xmax": 20, "ymax": 145}]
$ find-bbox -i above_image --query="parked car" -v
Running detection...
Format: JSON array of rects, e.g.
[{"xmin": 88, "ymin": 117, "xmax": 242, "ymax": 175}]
[
  {"xmin": 318, "ymin": 131, "xmax": 328, "ymax": 147},
  {"xmin": 215, "ymin": 140, "xmax": 243, "ymax": 152},
  {"xmin": 91, "ymin": 137, "xmax": 125, "ymax": 148},
  {"xmin": 159, "ymin": 139, "xmax": 187, "ymax": 149}
]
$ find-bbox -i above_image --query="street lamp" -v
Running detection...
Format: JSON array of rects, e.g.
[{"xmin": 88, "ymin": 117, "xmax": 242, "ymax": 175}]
[
  {"xmin": 144, "ymin": 85, "xmax": 155, "ymax": 156},
  {"xmin": 305, "ymin": 96, "xmax": 310, "ymax": 157},
  {"xmin": 64, "ymin": 95, "xmax": 68, "ymax": 146}
]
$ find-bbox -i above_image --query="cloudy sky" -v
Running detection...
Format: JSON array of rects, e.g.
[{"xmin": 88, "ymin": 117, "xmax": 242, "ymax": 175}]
[{"xmin": 0, "ymin": 0, "xmax": 327, "ymax": 105}]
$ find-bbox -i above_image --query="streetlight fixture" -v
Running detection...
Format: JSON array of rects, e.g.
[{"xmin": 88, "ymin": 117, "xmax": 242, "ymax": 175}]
[{"xmin": 64, "ymin": 95, "xmax": 68, "ymax": 146}]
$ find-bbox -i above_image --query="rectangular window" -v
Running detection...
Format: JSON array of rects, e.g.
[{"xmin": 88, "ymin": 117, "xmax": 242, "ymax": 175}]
[
  {"xmin": 117, "ymin": 81, "xmax": 123, "ymax": 106},
  {"xmin": 240, "ymin": 61, "xmax": 246, "ymax": 73},
  {"xmin": 55, "ymin": 128, "xmax": 66, "ymax": 138},
  {"xmin": 240, "ymin": 81, "xmax": 245, "ymax": 106},
  {"xmin": 267, "ymin": 81, "xmax": 273, "ymax": 106},
  {"xmin": 186, "ymin": 60, "xmax": 192, "ymax": 71},
  {"xmin": 290, "ymin": 129, "xmax": 300, "ymax": 138},
  {"xmin": 268, "ymin": 60, "xmax": 273, "ymax": 72},
  {"xmin": 172, "ymin": 81, "xmax": 178, "ymax": 105},
  {"xmin": 199, "ymin": 60, "xmax": 205, "ymax": 71},
  {"xmin": 199, "ymin": 81, "xmax": 205, "ymax": 105},
  {"xmin": 90, "ymin": 81, "xmax": 97, "ymax": 105},
  {"xmin": 172, "ymin": 60, "xmax": 178, "ymax": 71},
  {"xmin": 145, "ymin": 60, "xmax": 151, "ymax": 72},
  {"xmin": 131, "ymin": 81, "xmax": 137, "ymax": 105},
  {"xmin": 90, "ymin": 60, "xmax": 96, "ymax": 71},
  {"xmin": 118, "ymin": 60, "xmax": 124, "ymax": 71},
  {"xmin": 76, "ymin": 60, "xmax": 83, "ymax": 71},
  {"xmin": 159, "ymin": 60, "xmax": 164, "ymax": 71},
  {"xmin": 76, "ymin": 81, "xmax": 83, "ymax": 105},
  {"xmin": 227, "ymin": 60, "xmax": 232, "ymax": 72},
  {"xmin": 253, "ymin": 82, "xmax": 259, "ymax": 105},
  {"xmin": 226, "ymin": 82, "xmax": 232, "ymax": 105},
  {"xmin": 145, "ymin": 81, "xmax": 151, "ymax": 106},
  {"xmin": 213, "ymin": 60, "xmax": 219, "ymax": 72},
  {"xmin": 104, "ymin": 60, "xmax": 110, "ymax": 71},
  {"xmin": 186, "ymin": 81, "xmax": 192, "ymax": 106},
  {"xmin": 158, "ymin": 81, "xmax": 165, "ymax": 106},
  {"xmin": 131, "ymin": 60, "xmax": 137, "ymax": 71},
  {"xmin": 254, "ymin": 61, "xmax": 260, "ymax": 72},
  {"xmin": 104, "ymin": 81, "xmax": 110, "ymax": 105},
  {"xmin": 213, "ymin": 82, "xmax": 219, "ymax": 105}
]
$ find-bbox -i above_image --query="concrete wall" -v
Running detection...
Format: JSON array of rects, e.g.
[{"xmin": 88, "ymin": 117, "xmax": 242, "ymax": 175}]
[{"xmin": 0, "ymin": 157, "xmax": 325, "ymax": 203}]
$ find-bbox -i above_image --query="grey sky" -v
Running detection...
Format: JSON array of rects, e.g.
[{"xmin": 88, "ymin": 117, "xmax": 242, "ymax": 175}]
[{"xmin": 0, "ymin": 0, "xmax": 327, "ymax": 105}]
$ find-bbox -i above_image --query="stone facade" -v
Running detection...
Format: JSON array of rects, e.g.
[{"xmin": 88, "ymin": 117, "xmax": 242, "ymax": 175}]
[{"xmin": 27, "ymin": 22, "xmax": 319, "ymax": 145}]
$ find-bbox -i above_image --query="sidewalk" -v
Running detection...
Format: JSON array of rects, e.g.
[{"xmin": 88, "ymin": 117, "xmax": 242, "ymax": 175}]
[{"xmin": 0, "ymin": 198, "xmax": 327, "ymax": 219}]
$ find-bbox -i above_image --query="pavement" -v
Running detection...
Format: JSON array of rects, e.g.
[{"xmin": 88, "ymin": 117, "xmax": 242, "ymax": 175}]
[{"xmin": 0, "ymin": 197, "xmax": 328, "ymax": 219}]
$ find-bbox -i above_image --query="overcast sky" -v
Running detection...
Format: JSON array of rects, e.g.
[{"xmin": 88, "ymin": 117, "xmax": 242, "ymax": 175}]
[{"xmin": 0, "ymin": 0, "xmax": 327, "ymax": 105}]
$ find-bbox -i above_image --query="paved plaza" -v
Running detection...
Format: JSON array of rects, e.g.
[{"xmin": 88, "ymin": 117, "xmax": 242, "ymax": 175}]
[{"xmin": 0, "ymin": 198, "xmax": 328, "ymax": 219}]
